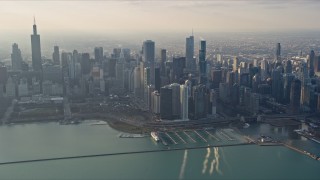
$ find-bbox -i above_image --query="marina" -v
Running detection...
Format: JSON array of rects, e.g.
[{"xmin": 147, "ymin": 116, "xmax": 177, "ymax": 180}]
[{"xmin": 151, "ymin": 128, "xmax": 247, "ymax": 147}]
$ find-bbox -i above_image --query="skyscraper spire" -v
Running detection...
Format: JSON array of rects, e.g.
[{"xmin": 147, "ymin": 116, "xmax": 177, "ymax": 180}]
[
  {"xmin": 33, "ymin": 16, "xmax": 37, "ymax": 35},
  {"xmin": 31, "ymin": 17, "xmax": 42, "ymax": 72}
]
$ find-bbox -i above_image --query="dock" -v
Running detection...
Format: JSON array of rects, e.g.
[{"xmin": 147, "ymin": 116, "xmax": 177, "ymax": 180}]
[
  {"xmin": 194, "ymin": 130, "xmax": 207, "ymax": 142},
  {"xmin": 283, "ymin": 143, "xmax": 319, "ymax": 160},
  {"xmin": 175, "ymin": 132, "xmax": 186, "ymax": 144},
  {"xmin": 165, "ymin": 132, "xmax": 178, "ymax": 145},
  {"xmin": 183, "ymin": 131, "xmax": 196, "ymax": 143}
]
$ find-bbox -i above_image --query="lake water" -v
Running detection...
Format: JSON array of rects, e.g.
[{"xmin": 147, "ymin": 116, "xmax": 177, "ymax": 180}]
[{"xmin": 0, "ymin": 122, "xmax": 319, "ymax": 179}]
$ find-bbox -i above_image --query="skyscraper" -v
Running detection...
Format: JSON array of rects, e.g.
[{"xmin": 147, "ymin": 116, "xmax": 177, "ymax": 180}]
[
  {"xmin": 81, "ymin": 53, "xmax": 91, "ymax": 75},
  {"xmin": 0, "ymin": 66, "xmax": 7, "ymax": 85},
  {"xmin": 199, "ymin": 40, "xmax": 207, "ymax": 84},
  {"xmin": 143, "ymin": 40, "xmax": 155, "ymax": 84},
  {"xmin": 276, "ymin": 43, "xmax": 281, "ymax": 61},
  {"xmin": 186, "ymin": 35, "xmax": 195, "ymax": 71},
  {"xmin": 283, "ymin": 74, "xmax": 294, "ymax": 104},
  {"xmin": 308, "ymin": 50, "xmax": 315, "ymax": 77},
  {"xmin": 233, "ymin": 56, "xmax": 239, "ymax": 72},
  {"xmin": 94, "ymin": 47, "xmax": 103, "ymax": 64},
  {"xmin": 172, "ymin": 57, "xmax": 186, "ymax": 83},
  {"xmin": 11, "ymin": 43, "xmax": 22, "ymax": 71},
  {"xmin": 260, "ymin": 58, "xmax": 268, "ymax": 81},
  {"xmin": 31, "ymin": 17, "xmax": 42, "ymax": 72},
  {"xmin": 284, "ymin": 60, "xmax": 292, "ymax": 74},
  {"xmin": 271, "ymin": 67, "xmax": 283, "ymax": 103},
  {"xmin": 290, "ymin": 79, "xmax": 301, "ymax": 114},
  {"xmin": 160, "ymin": 49, "xmax": 166, "ymax": 76},
  {"xmin": 160, "ymin": 86, "xmax": 173, "ymax": 120},
  {"xmin": 170, "ymin": 83, "xmax": 181, "ymax": 119},
  {"xmin": 52, "ymin": 46, "xmax": 60, "ymax": 65}
]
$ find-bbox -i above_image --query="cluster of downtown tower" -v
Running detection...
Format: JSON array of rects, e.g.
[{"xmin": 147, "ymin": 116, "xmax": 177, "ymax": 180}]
[{"xmin": 1, "ymin": 22, "xmax": 320, "ymax": 122}]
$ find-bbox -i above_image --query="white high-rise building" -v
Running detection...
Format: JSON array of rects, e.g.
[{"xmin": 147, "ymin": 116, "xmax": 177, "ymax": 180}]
[{"xmin": 180, "ymin": 84, "xmax": 189, "ymax": 120}]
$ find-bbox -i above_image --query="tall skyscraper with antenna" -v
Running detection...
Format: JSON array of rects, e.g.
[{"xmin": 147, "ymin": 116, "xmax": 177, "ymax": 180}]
[
  {"xmin": 31, "ymin": 17, "xmax": 42, "ymax": 72},
  {"xmin": 186, "ymin": 32, "xmax": 195, "ymax": 71},
  {"xmin": 275, "ymin": 43, "xmax": 281, "ymax": 66}
]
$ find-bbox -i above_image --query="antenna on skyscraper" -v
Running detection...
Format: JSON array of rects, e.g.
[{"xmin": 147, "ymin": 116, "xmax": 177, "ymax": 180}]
[{"xmin": 33, "ymin": 15, "xmax": 36, "ymax": 25}]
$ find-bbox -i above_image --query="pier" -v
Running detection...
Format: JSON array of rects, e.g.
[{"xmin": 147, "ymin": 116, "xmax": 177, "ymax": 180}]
[
  {"xmin": 174, "ymin": 132, "xmax": 186, "ymax": 144},
  {"xmin": 244, "ymin": 135, "xmax": 319, "ymax": 161},
  {"xmin": 194, "ymin": 130, "xmax": 207, "ymax": 142},
  {"xmin": 183, "ymin": 131, "xmax": 196, "ymax": 143},
  {"xmin": 283, "ymin": 143, "xmax": 319, "ymax": 160},
  {"xmin": 165, "ymin": 132, "xmax": 178, "ymax": 145},
  {"xmin": 205, "ymin": 130, "xmax": 220, "ymax": 141}
]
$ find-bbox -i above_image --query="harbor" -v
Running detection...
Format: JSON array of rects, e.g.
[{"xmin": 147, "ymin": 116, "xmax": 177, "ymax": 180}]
[{"xmin": 148, "ymin": 128, "xmax": 247, "ymax": 146}]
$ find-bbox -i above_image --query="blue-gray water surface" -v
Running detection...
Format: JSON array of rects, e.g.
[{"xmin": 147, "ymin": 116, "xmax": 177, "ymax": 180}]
[{"xmin": 0, "ymin": 122, "xmax": 319, "ymax": 179}]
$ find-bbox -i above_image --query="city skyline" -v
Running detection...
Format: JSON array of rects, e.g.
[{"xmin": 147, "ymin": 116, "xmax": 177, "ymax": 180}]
[{"xmin": 1, "ymin": 0, "xmax": 320, "ymax": 36}]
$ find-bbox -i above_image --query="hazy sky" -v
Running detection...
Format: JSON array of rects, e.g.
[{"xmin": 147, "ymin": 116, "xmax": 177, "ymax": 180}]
[{"xmin": 1, "ymin": 0, "xmax": 320, "ymax": 35}]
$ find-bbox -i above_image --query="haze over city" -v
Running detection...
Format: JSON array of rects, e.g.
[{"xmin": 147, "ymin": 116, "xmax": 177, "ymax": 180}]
[{"xmin": 1, "ymin": 0, "xmax": 320, "ymax": 35}]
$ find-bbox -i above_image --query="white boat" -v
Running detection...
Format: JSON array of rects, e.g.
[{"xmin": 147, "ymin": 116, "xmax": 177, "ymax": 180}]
[
  {"xmin": 151, "ymin": 132, "xmax": 160, "ymax": 142},
  {"xmin": 243, "ymin": 123, "xmax": 250, "ymax": 128}
]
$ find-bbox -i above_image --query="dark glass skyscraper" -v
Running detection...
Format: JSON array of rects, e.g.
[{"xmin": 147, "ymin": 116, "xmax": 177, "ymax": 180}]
[
  {"xmin": 143, "ymin": 40, "xmax": 155, "ymax": 84},
  {"xmin": 290, "ymin": 79, "xmax": 301, "ymax": 114},
  {"xmin": 308, "ymin": 50, "xmax": 315, "ymax": 77},
  {"xmin": 186, "ymin": 35, "xmax": 195, "ymax": 71},
  {"xmin": 94, "ymin": 47, "xmax": 103, "ymax": 64},
  {"xmin": 160, "ymin": 49, "xmax": 166, "ymax": 76},
  {"xmin": 31, "ymin": 18, "xmax": 42, "ymax": 72},
  {"xmin": 199, "ymin": 40, "xmax": 207, "ymax": 84},
  {"xmin": 160, "ymin": 86, "xmax": 173, "ymax": 120},
  {"xmin": 284, "ymin": 60, "xmax": 292, "ymax": 74},
  {"xmin": 52, "ymin": 46, "xmax": 60, "ymax": 65},
  {"xmin": 271, "ymin": 67, "xmax": 283, "ymax": 103},
  {"xmin": 276, "ymin": 42, "xmax": 281, "ymax": 62}
]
